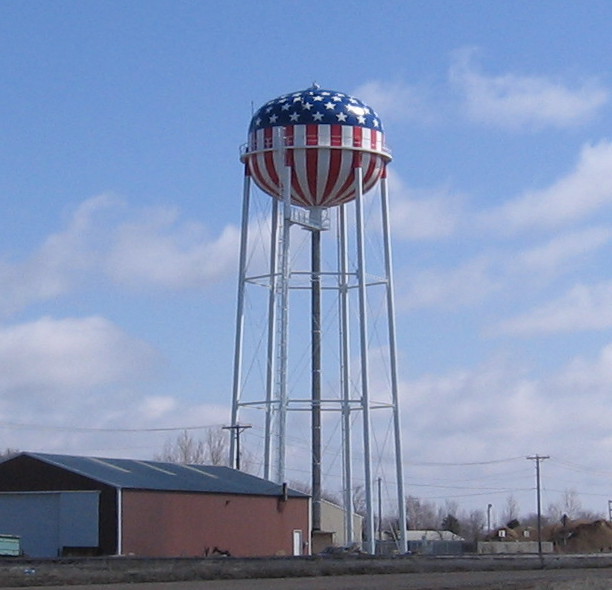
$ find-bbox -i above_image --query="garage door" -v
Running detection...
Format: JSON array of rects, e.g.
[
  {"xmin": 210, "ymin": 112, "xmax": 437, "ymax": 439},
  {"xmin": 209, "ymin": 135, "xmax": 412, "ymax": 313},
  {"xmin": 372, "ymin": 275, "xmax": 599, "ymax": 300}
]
[{"xmin": 0, "ymin": 491, "xmax": 99, "ymax": 557}]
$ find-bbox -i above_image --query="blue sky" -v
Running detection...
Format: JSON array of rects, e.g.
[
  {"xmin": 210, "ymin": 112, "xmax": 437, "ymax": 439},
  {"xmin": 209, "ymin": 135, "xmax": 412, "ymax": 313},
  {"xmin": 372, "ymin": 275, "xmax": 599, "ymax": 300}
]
[{"xmin": 3, "ymin": 0, "xmax": 612, "ymax": 521}]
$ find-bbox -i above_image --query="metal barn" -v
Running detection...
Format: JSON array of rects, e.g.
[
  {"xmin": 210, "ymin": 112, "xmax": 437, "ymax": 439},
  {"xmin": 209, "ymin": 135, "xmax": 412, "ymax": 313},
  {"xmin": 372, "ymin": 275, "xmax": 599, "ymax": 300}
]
[{"xmin": 0, "ymin": 452, "xmax": 310, "ymax": 558}]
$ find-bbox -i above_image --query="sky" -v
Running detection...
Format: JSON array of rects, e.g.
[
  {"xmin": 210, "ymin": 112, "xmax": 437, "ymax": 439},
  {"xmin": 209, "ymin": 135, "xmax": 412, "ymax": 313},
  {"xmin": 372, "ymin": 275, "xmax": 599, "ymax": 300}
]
[{"xmin": 2, "ymin": 0, "xmax": 612, "ymax": 523}]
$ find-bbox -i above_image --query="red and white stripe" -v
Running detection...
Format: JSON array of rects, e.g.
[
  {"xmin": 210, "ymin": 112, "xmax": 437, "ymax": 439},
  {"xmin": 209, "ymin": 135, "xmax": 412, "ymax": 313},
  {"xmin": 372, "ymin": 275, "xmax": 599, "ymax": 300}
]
[{"xmin": 245, "ymin": 125, "xmax": 389, "ymax": 208}]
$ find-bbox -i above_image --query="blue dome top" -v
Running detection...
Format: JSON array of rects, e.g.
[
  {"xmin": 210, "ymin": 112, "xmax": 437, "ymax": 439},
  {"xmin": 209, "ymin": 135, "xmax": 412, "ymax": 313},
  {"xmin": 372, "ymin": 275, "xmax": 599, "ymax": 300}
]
[{"xmin": 249, "ymin": 86, "xmax": 383, "ymax": 133}]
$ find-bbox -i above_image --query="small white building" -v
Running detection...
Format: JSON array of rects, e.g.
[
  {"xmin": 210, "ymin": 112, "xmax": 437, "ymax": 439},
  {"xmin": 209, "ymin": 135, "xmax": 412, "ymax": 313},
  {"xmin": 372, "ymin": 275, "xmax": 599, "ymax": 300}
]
[
  {"xmin": 320, "ymin": 499, "xmax": 363, "ymax": 547},
  {"xmin": 405, "ymin": 530, "xmax": 464, "ymax": 541}
]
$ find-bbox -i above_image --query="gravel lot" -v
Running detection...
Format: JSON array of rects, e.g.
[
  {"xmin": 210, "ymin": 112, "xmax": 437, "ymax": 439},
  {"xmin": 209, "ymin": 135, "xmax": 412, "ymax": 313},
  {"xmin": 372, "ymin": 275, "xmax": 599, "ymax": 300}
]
[
  {"xmin": 5, "ymin": 568, "xmax": 612, "ymax": 590},
  {"xmin": 2, "ymin": 555, "xmax": 612, "ymax": 589}
]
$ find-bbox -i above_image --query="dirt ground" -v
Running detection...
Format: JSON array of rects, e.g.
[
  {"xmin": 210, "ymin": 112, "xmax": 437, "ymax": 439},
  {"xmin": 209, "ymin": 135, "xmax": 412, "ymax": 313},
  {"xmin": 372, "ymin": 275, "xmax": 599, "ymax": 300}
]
[
  {"xmin": 6, "ymin": 568, "xmax": 612, "ymax": 590},
  {"xmin": 3, "ymin": 555, "xmax": 612, "ymax": 589}
]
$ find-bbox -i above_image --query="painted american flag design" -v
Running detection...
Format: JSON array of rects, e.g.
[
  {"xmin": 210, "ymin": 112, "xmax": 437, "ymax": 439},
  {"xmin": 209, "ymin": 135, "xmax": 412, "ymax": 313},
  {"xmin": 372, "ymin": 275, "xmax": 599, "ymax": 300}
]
[{"xmin": 242, "ymin": 87, "xmax": 391, "ymax": 208}]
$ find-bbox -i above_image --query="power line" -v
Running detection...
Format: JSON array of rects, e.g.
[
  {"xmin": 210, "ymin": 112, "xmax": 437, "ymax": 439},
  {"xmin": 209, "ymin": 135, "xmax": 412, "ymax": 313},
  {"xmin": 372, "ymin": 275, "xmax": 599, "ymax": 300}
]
[
  {"xmin": 550, "ymin": 458, "xmax": 612, "ymax": 477},
  {"xmin": 0, "ymin": 421, "xmax": 223, "ymax": 433},
  {"xmin": 405, "ymin": 456, "xmax": 526, "ymax": 467}
]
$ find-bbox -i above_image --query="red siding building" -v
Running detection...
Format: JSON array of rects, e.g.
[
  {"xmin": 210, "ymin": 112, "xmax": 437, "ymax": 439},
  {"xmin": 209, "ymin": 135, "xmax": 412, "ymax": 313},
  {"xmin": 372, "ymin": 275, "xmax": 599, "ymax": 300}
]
[
  {"xmin": 0, "ymin": 453, "xmax": 310, "ymax": 558},
  {"xmin": 121, "ymin": 489, "xmax": 308, "ymax": 557}
]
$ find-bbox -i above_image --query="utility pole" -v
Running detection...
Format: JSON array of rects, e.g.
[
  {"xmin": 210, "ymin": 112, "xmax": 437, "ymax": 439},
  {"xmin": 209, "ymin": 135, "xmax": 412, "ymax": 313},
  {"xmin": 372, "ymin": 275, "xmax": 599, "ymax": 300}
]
[
  {"xmin": 223, "ymin": 424, "xmax": 252, "ymax": 470},
  {"xmin": 527, "ymin": 454, "xmax": 549, "ymax": 560}
]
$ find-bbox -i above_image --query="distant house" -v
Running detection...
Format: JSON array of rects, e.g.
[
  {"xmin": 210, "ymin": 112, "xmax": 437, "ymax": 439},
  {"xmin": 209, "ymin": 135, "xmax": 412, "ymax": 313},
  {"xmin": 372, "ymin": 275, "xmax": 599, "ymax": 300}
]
[
  {"xmin": 548, "ymin": 519, "xmax": 612, "ymax": 553},
  {"xmin": 479, "ymin": 525, "xmax": 553, "ymax": 554},
  {"xmin": 487, "ymin": 525, "xmax": 535, "ymax": 542},
  {"xmin": 0, "ymin": 452, "xmax": 310, "ymax": 558}
]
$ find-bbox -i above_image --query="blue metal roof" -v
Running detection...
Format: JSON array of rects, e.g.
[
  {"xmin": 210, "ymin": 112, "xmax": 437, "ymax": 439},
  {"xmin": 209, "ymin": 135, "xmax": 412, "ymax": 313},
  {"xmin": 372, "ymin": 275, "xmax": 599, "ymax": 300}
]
[{"xmin": 17, "ymin": 452, "xmax": 308, "ymax": 498}]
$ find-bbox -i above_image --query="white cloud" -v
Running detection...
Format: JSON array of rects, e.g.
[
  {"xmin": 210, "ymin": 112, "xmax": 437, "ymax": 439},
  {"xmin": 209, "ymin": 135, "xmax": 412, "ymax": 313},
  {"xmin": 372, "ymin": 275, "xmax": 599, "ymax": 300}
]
[
  {"xmin": 397, "ymin": 256, "xmax": 499, "ymax": 311},
  {"xmin": 0, "ymin": 196, "xmax": 241, "ymax": 316},
  {"xmin": 105, "ymin": 206, "xmax": 240, "ymax": 290},
  {"xmin": 496, "ymin": 281, "xmax": 612, "ymax": 335},
  {"xmin": 0, "ymin": 315, "xmax": 236, "ymax": 456},
  {"xmin": 0, "ymin": 316, "xmax": 158, "ymax": 395},
  {"xmin": 404, "ymin": 361, "xmax": 543, "ymax": 445},
  {"xmin": 398, "ymin": 347, "xmax": 612, "ymax": 512},
  {"xmin": 353, "ymin": 80, "xmax": 435, "ymax": 125},
  {"xmin": 450, "ymin": 48, "xmax": 608, "ymax": 130},
  {"xmin": 560, "ymin": 344, "xmax": 612, "ymax": 389},
  {"xmin": 482, "ymin": 141, "xmax": 612, "ymax": 233},
  {"xmin": 390, "ymin": 143, "xmax": 612, "ymax": 315},
  {"xmin": 0, "ymin": 195, "xmax": 117, "ymax": 315},
  {"xmin": 387, "ymin": 170, "xmax": 463, "ymax": 240},
  {"xmin": 0, "ymin": 258, "xmax": 65, "ymax": 317},
  {"xmin": 513, "ymin": 226, "xmax": 612, "ymax": 276},
  {"xmin": 0, "ymin": 195, "xmax": 243, "ymax": 454},
  {"xmin": 137, "ymin": 396, "xmax": 178, "ymax": 420},
  {"xmin": 395, "ymin": 222, "xmax": 612, "ymax": 314}
]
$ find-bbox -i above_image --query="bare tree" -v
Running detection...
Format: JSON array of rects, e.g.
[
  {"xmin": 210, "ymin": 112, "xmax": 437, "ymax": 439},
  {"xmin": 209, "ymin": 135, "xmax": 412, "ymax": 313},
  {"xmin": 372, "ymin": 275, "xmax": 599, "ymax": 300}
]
[
  {"xmin": 155, "ymin": 429, "xmax": 229, "ymax": 466},
  {"xmin": 205, "ymin": 429, "xmax": 228, "ymax": 466},
  {"xmin": 462, "ymin": 509, "xmax": 486, "ymax": 543},
  {"xmin": 443, "ymin": 499, "xmax": 460, "ymax": 519},
  {"xmin": 405, "ymin": 495, "xmax": 438, "ymax": 530},
  {"xmin": 560, "ymin": 488, "xmax": 582, "ymax": 519},
  {"xmin": 501, "ymin": 494, "xmax": 520, "ymax": 526},
  {"xmin": 547, "ymin": 488, "xmax": 582, "ymax": 522},
  {"xmin": 547, "ymin": 489, "xmax": 604, "ymax": 522}
]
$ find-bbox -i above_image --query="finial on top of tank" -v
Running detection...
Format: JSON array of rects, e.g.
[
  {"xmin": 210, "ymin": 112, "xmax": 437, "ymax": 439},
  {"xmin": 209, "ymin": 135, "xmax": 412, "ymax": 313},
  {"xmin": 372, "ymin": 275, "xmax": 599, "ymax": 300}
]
[{"xmin": 310, "ymin": 82, "xmax": 321, "ymax": 90}]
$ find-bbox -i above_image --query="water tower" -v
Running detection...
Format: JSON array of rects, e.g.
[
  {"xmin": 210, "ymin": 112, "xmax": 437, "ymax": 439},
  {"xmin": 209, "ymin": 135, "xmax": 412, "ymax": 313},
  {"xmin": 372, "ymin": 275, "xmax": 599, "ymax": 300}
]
[{"xmin": 229, "ymin": 86, "xmax": 407, "ymax": 554}]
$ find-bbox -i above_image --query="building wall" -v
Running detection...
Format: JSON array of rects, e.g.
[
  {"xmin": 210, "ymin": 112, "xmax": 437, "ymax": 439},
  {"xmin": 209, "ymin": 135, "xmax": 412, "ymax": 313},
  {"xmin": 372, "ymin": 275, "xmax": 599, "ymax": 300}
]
[
  {"xmin": 121, "ymin": 490, "xmax": 310, "ymax": 557},
  {"xmin": 0, "ymin": 456, "xmax": 117, "ymax": 554},
  {"xmin": 478, "ymin": 541, "xmax": 554, "ymax": 554},
  {"xmin": 320, "ymin": 500, "xmax": 363, "ymax": 546}
]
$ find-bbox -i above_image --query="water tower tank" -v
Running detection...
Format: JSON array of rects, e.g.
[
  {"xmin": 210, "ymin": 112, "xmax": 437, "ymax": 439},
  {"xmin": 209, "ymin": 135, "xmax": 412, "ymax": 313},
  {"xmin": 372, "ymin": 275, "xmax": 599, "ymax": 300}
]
[{"xmin": 241, "ymin": 86, "xmax": 391, "ymax": 208}]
